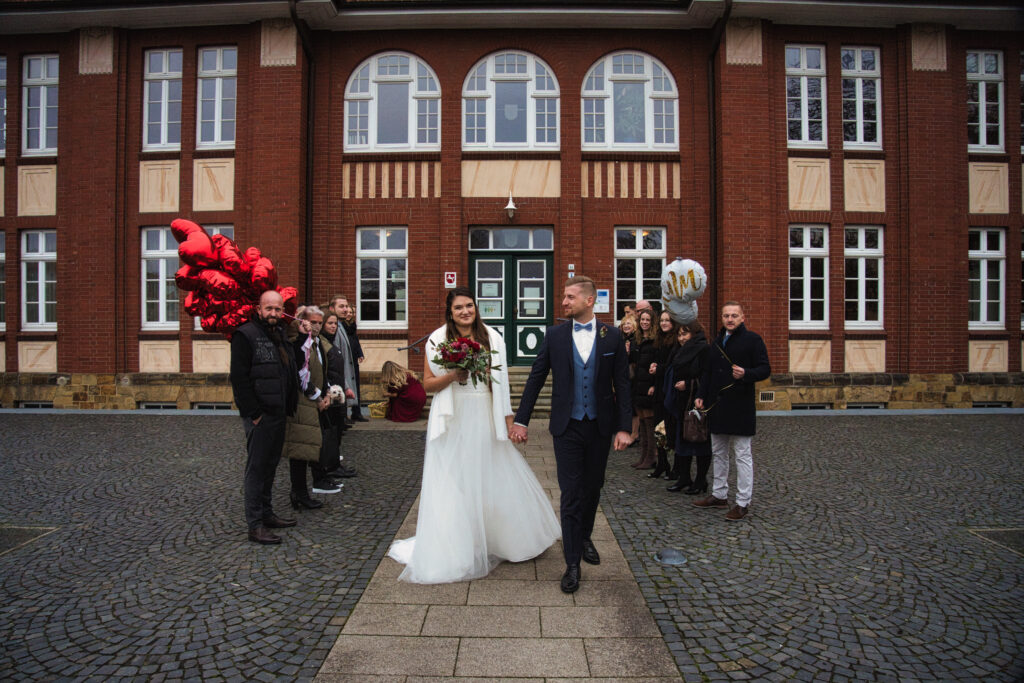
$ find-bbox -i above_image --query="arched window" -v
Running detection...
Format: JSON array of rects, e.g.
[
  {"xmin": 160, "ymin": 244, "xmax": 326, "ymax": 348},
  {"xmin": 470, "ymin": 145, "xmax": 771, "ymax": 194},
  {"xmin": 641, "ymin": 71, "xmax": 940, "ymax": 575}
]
[
  {"xmin": 462, "ymin": 51, "xmax": 559, "ymax": 150},
  {"xmin": 581, "ymin": 51, "xmax": 678, "ymax": 151},
  {"xmin": 344, "ymin": 52, "xmax": 440, "ymax": 152}
]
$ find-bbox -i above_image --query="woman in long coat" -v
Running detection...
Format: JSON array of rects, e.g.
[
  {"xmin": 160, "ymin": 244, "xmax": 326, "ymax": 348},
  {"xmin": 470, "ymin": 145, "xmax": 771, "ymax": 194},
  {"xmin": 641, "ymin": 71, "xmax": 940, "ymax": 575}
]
[{"xmin": 666, "ymin": 320, "xmax": 712, "ymax": 493}]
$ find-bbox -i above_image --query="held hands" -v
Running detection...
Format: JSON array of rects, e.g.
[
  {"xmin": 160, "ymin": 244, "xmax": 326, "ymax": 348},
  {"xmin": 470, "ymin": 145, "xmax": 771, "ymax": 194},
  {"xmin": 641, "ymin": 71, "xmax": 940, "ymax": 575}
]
[
  {"xmin": 732, "ymin": 364, "xmax": 745, "ymax": 380},
  {"xmin": 694, "ymin": 398, "xmax": 704, "ymax": 410},
  {"xmin": 613, "ymin": 431, "xmax": 632, "ymax": 451},
  {"xmin": 509, "ymin": 423, "xmax": 528, "ymax": 444}
]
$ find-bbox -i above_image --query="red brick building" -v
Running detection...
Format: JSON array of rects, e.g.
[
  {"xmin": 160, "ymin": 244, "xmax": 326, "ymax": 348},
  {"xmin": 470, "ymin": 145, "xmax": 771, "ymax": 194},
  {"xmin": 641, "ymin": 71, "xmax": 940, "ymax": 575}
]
[{"xmin": 1, "ymin": 0, "xmax": 1022, "ymax": 409}]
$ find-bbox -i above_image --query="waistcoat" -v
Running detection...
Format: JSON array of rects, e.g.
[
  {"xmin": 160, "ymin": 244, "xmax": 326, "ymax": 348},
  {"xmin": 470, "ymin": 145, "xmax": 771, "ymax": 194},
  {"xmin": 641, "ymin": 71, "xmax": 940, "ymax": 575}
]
[{"xmin": 570, "ymin": 337, "xmax": 599, "ymax": 420}]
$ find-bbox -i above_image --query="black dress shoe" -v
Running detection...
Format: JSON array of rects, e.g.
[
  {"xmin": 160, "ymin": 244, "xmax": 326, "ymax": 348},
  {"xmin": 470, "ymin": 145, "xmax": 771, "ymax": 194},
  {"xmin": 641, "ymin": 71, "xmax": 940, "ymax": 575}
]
[
  {"xmin": 329, "ymin": 464, "xmax": 357, "ymax": 479},
  {"xmin": 262, "ymin": 514, "xmax": 297, "ymax": 528},
  {"xmin": 684, "ymin": 481, "xmax": 709, "ymax": 495},
  {"xmin": 581, "ymin": 539, "xmax": 601, "ymax": 565},
  {"xmin": 290, "ymin": 494, "xmax": 323, "ymax": 510},
  {"xmin": 560, "ymin": 564, "xmax": 581, "ymax": 593},
  {"xmin": 667, "ymin": 480, "xmax": 690, "ymax": 492},
  {"xmin": 248, "ymin": 525, "xmax": 281, "ymax": 545}
]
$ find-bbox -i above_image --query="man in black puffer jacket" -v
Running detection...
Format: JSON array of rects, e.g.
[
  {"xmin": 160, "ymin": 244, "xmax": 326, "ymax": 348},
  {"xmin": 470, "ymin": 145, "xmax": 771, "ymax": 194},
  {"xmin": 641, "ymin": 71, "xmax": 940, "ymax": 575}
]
[{"xmin": 230, "ymin": 290, "xmax": 300, "ymax": 545}]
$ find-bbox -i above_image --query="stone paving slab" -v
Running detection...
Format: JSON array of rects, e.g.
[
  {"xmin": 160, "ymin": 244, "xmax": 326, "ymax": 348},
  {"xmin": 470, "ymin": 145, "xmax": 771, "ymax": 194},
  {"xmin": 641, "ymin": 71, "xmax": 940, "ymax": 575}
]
[{"xmin": 2, "ymin": 413, "xmax": 1023, "ymax": 681}]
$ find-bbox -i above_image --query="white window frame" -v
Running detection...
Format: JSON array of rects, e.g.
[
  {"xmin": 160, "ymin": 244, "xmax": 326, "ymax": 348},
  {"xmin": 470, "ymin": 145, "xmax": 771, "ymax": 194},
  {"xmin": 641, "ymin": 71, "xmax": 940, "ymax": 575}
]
[
  {"xmin": 0, "ymin": 56, "xmax": 7, "ymax": 157},
  {"xmin": 143, "ymin": 48, "xmax": 182, "ymax": 151},
  {"xmin": 843, "ymin": 226, "xmax": 883, "ymax": 329},
  {"xmin": 0, "ymin": 232, "xmax": 6, "ymax": 331},
  {"xmin": 968, "ymin": 227, "xmax": 1005, "ymax": 329},
  {"xmin": 966, "ymin": 49, "xmax": 1004, "ymax": 152},
  {"xmin": 581, "ymin": 51, "xmax": 678, "ymax": 152},
  {"xmin": 841, "ymin": 46, "xmax": 881, "ymax": 149},
  {"xmin": 462, "ymin": 51, "xmax": 560, "ymax": 151},
  {"xmin": 344, "ymin": 52, "xmax": 441, "ymax": 152},
  {"xmin": 21, "ymin": 229, "xmax": 57, "ymax": 331},
  {"xmin": 141, "ymin": 227, "xmax": 180, "ymax": 330},
  {"xmin": 22, "ymin": 54, "xmax": 59, "ymax": 156},
  {"xmin": 614, "ymin": 226, "xmax": 666, "ymax": 319},
  {"xmin": 356, "ymin": 227, "xmax": 408, "ymax": 329},
  {"xmin": 789, "ymin": 225, "xmax": 829, "ymax": 329},
  {"xmin": 196, "ymin": 46, "xmax": 236, "ymax": 149},
  {"xmin": 786, "ymin": 45, "xmax": 826, "ymax": 149}
]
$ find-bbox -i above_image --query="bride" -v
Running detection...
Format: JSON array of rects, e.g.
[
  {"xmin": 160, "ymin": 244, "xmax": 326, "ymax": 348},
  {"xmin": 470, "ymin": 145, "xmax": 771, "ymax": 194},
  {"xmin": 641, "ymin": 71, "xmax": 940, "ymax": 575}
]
[{"xmin": 387, "ymin": 287, "xmax": 560, "ymax": 583}]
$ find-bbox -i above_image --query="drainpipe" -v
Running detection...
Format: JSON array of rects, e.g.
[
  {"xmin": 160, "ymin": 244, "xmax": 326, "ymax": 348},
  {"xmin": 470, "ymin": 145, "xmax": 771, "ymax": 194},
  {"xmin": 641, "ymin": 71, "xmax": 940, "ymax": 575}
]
[
  {"xmin": 289, "ymin": 0, "xmax": 315, "ymax": 300},
  {"xmin": 707, "ymin": 0, "xmax": 732, "ymax": 319}
]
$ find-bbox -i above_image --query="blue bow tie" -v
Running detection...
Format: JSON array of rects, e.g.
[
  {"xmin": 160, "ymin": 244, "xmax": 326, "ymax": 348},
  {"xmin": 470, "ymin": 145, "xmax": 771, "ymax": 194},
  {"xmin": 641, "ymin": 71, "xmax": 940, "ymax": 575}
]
[{"xmin": 574, "ymin": 322, "xmax": 593, "ymax": 332}]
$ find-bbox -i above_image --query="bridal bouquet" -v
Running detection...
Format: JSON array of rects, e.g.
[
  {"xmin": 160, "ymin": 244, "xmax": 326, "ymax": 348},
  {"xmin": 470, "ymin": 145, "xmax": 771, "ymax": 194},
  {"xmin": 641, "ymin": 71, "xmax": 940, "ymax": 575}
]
[{"xmin": 433, "ymin": 337, "xmax": 501, "ymax": 388}]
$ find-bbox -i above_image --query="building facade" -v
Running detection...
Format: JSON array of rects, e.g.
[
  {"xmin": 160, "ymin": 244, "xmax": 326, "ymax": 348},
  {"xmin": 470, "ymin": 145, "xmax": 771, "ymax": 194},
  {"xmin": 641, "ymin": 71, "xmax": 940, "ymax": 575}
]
[{"xmin": 0, "ymin": 0, "xmax": 1022, "ymax": 409}]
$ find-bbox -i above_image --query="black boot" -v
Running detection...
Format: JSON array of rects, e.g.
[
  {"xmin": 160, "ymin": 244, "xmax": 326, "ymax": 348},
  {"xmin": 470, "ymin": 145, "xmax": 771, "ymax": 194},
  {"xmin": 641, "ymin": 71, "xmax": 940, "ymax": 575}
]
[
  {"xmin": 683, "ymin": 480, "xmax": 709, "ymax": 495},
  {"xmin": 648, "ymin": 447, "xmax": 669, "ymax": 478},
  {"xmin": 290, "ymin": 492, "xmax": 323, "ymax": 510}
]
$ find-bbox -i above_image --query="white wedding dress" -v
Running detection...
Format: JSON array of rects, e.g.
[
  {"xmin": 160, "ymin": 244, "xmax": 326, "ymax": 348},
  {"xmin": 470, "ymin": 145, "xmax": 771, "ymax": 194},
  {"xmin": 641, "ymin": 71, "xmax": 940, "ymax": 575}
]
[{"xmin": 388, "ymin": 325, "xmax": 560, "ymax": 584}]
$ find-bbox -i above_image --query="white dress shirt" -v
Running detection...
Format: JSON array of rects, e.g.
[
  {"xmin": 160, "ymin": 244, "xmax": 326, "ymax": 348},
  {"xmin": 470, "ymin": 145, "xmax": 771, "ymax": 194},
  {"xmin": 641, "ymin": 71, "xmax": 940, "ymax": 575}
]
[{"xmin": 572, "ymin": 316, "xmax": 597, "ymax": 362}]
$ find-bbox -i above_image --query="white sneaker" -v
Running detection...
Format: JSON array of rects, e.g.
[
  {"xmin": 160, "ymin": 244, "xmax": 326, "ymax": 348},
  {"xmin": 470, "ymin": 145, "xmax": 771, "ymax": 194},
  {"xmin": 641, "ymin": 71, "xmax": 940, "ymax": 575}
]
[{"xmin": 312, "ymin": 480, "xmax": 342, "ymax": 494}]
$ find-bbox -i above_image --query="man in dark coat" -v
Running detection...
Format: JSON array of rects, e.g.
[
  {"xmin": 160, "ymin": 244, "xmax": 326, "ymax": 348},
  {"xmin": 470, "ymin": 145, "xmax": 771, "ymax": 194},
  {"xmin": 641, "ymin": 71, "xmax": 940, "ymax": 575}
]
[
  {"xmin": 693, "ymin": 301, "xmax": 771, "ymax": 521},
  {"xmin": 511, "ymin": 276, "xmax": 633, "ymax": 593},
  {"xmin": 230, "ymin": 290, "xmax": 300, "ymax": 544}
]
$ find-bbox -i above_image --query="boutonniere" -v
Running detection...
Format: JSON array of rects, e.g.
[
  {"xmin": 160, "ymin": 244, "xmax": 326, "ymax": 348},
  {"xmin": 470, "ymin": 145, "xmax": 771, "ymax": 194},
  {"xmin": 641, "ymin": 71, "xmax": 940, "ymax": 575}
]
[{"xmin": 599, "ymin": 326, "xmax": 607, "ymax": 338}]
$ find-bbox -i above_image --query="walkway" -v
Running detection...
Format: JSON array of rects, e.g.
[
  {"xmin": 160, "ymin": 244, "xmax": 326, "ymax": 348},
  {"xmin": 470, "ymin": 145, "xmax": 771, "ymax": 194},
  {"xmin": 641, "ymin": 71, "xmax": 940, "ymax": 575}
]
[{"xmin": 315, "ymin": 425, "xmax": 681, "ymax": 680}]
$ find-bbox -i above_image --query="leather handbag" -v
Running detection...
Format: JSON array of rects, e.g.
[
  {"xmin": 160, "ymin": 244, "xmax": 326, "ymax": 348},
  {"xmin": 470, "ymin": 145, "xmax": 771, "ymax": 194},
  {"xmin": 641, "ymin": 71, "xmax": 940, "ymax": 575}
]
[{"xmin": 681, "ymin": 384, "xmax": 708, "ymax": 443}]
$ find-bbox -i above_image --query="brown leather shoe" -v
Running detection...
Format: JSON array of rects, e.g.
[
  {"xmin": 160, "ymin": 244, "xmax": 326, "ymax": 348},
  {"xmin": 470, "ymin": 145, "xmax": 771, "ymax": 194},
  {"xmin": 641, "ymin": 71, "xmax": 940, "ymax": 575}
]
[
  {"xmin": 692, "ymin": 495, "xmax": 729, "ymax": 509},
  {"xmin": 248, "ymin": 525, "xmax": 282, "ymax": 545},
  {"xmin": 263, "ymin": 514, "xmax": 297, "ymax": 529},
  {"xmin": 725, "ymin": 505, "xmax": 749, "ymax": 521}
]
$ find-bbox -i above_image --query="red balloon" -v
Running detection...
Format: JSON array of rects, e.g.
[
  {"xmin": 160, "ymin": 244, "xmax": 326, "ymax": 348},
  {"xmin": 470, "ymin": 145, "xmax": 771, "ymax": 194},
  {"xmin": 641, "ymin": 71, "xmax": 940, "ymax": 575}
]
[
  {"xmin": 250, "ymin": 256, "xmax": 278, "ymax": 292},
  {"xmin": 183, "ymin": 291, "xmax": 206, "ymax": 317},
  {"xmin": 179, "ymin": 230, "xmax": 217, "ymax": 268},
  {"xmin": 212, "ymin": 234, "xmax": 249, "ymax": 278},
  {"xmin": 277, "ymin": 286, "xmax": 298, "ymax": 317},
  {"xmin": 244, "ymin": 247, "xmax": 262, "ymax": 269},
  {"xmin": 170, "ymin": 218, "xmax": 204, "ymax": 243},
  {"xmin": 198, "ymin": 269, "xmax": 243, "ymax": 299},
  {"xmin": 174, "ymin": 264, "xmax": 204, "ymax": 292},
  {"xmin": 199, "ymin": 313, "xmax": 219, "ymax": 333}
]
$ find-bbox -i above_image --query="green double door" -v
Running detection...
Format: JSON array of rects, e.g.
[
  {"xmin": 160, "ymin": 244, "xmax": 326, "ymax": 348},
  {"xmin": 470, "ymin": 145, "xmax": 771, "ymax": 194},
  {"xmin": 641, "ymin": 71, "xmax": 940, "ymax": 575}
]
[{"xmin": 469, "ymin": 253, "xmax": 554, "ymax": 366}]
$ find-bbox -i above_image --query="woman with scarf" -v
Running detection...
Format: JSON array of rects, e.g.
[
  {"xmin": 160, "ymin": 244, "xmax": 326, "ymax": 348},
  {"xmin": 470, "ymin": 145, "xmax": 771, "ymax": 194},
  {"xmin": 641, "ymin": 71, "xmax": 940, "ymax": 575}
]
[
  {"xmin": 647, "ymin": 310, "xmax": 681, "ymax": 480},
  {"xmin": 666, "ymin": 320, "xmax": 712, "ymax": 493}
]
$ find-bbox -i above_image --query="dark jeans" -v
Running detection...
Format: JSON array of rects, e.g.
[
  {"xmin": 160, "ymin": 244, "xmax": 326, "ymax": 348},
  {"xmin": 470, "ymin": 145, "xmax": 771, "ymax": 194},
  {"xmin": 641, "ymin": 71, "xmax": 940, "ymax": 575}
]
[
  {"xmin": 553, "ymin": 418, "xmax": 612, "ymax": 566},
  {"xmin": 242, "ymin": 414, "xmax": 286, "ymax": 530}
]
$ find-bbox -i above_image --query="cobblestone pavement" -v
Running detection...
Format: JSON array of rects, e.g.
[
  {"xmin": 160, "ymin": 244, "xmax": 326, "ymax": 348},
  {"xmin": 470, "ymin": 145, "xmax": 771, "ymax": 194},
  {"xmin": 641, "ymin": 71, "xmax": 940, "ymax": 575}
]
[
  {"xmin": 601, "ymin": 414, "xmax": 1024, "ymax": 682},
  {"xmin": 0, "ymin": 415, "xmax": 423, "ymax": 682},
  {"xmin": 1, "ymin": 413, "xmax": 1022, "ymax": 682}
]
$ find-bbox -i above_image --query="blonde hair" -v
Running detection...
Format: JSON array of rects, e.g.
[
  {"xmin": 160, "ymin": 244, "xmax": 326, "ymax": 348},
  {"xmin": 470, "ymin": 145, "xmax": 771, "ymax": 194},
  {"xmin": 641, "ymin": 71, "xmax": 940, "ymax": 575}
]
[
  {"xmin": 381, "ymin": 360, "xmax": 410, "ymax": 391},
  {"xmin": 619, "ymin": 313, "xmax": 638, "ymax": 333}
]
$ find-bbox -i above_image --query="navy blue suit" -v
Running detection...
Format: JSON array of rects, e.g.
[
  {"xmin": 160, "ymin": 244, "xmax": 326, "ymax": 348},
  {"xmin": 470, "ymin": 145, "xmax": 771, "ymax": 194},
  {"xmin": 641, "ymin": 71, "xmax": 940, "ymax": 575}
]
[{"xmin": 515, "ymin": 320, "xmax": 632, "ymax": 565}]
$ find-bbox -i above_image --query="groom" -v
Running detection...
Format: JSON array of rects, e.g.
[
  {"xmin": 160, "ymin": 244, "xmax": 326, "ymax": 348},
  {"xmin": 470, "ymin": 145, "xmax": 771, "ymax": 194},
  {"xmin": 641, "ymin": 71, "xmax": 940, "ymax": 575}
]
[{"xmin": 510, "ymin": 276, "xmax": 632, "ymax": 593}]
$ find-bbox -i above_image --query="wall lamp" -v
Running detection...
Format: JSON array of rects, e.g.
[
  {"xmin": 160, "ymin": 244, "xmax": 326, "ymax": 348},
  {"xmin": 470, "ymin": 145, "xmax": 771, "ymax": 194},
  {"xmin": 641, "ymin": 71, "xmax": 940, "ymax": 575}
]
[{"xmin": 504, "ymin": 193, "xmax": 517, "ymax": 221}]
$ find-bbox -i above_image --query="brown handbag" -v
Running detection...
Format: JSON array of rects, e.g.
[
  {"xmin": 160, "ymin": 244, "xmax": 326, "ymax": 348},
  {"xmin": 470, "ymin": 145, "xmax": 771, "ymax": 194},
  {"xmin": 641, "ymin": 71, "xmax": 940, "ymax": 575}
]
[{"xmin": 681, "ymin": 384, "xmax": 708, "ymax": 442}]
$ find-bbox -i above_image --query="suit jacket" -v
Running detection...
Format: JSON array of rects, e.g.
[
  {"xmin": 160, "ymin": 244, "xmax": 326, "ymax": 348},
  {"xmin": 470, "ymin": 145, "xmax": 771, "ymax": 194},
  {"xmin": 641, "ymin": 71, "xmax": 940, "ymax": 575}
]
[{"xmin": 515, "ymin": 320, "xmax": 633, "ymax": 437}]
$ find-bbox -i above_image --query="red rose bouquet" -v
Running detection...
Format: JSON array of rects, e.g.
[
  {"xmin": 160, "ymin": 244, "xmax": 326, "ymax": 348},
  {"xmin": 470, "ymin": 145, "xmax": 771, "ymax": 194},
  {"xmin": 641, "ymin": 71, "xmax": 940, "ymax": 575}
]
[{"xmin": 432, "ymin": 336, "xmax": 501, "ymax": 388}]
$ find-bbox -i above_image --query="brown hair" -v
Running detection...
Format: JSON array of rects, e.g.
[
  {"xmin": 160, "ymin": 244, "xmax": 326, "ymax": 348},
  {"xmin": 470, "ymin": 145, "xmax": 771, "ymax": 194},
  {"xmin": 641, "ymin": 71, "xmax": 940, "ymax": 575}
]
[
  {"xmin": 636, "ymin": 309, "xmax": 656, "ymax": 341},
  {"xmin": 655, "ymin": 310, "xmax": 680, "ymax": 348},
  {"xmin": 680, "ymin": 319, "xmax": 704, "ymax": 337},
  {"xmin": 564, "ymin": 275, "xmax": 596, "ymax": 298},
  {"xmin": 722, "ymin": 300, "xmax": 743, "ymax": 312},
  {"xmin": 329, "ymin": 294, "xmax": 349, "ymax": 308},
  {"xmin": 444, "ymin": 286, "xmax": 491, "ymax": 351}
]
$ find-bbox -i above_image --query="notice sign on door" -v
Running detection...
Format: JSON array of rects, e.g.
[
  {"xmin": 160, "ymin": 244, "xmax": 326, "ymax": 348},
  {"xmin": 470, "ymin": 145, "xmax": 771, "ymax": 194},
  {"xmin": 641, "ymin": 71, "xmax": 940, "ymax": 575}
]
[{"xmin": 444, "ymin": 272, "xmax": 457, "ymax": 288}]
